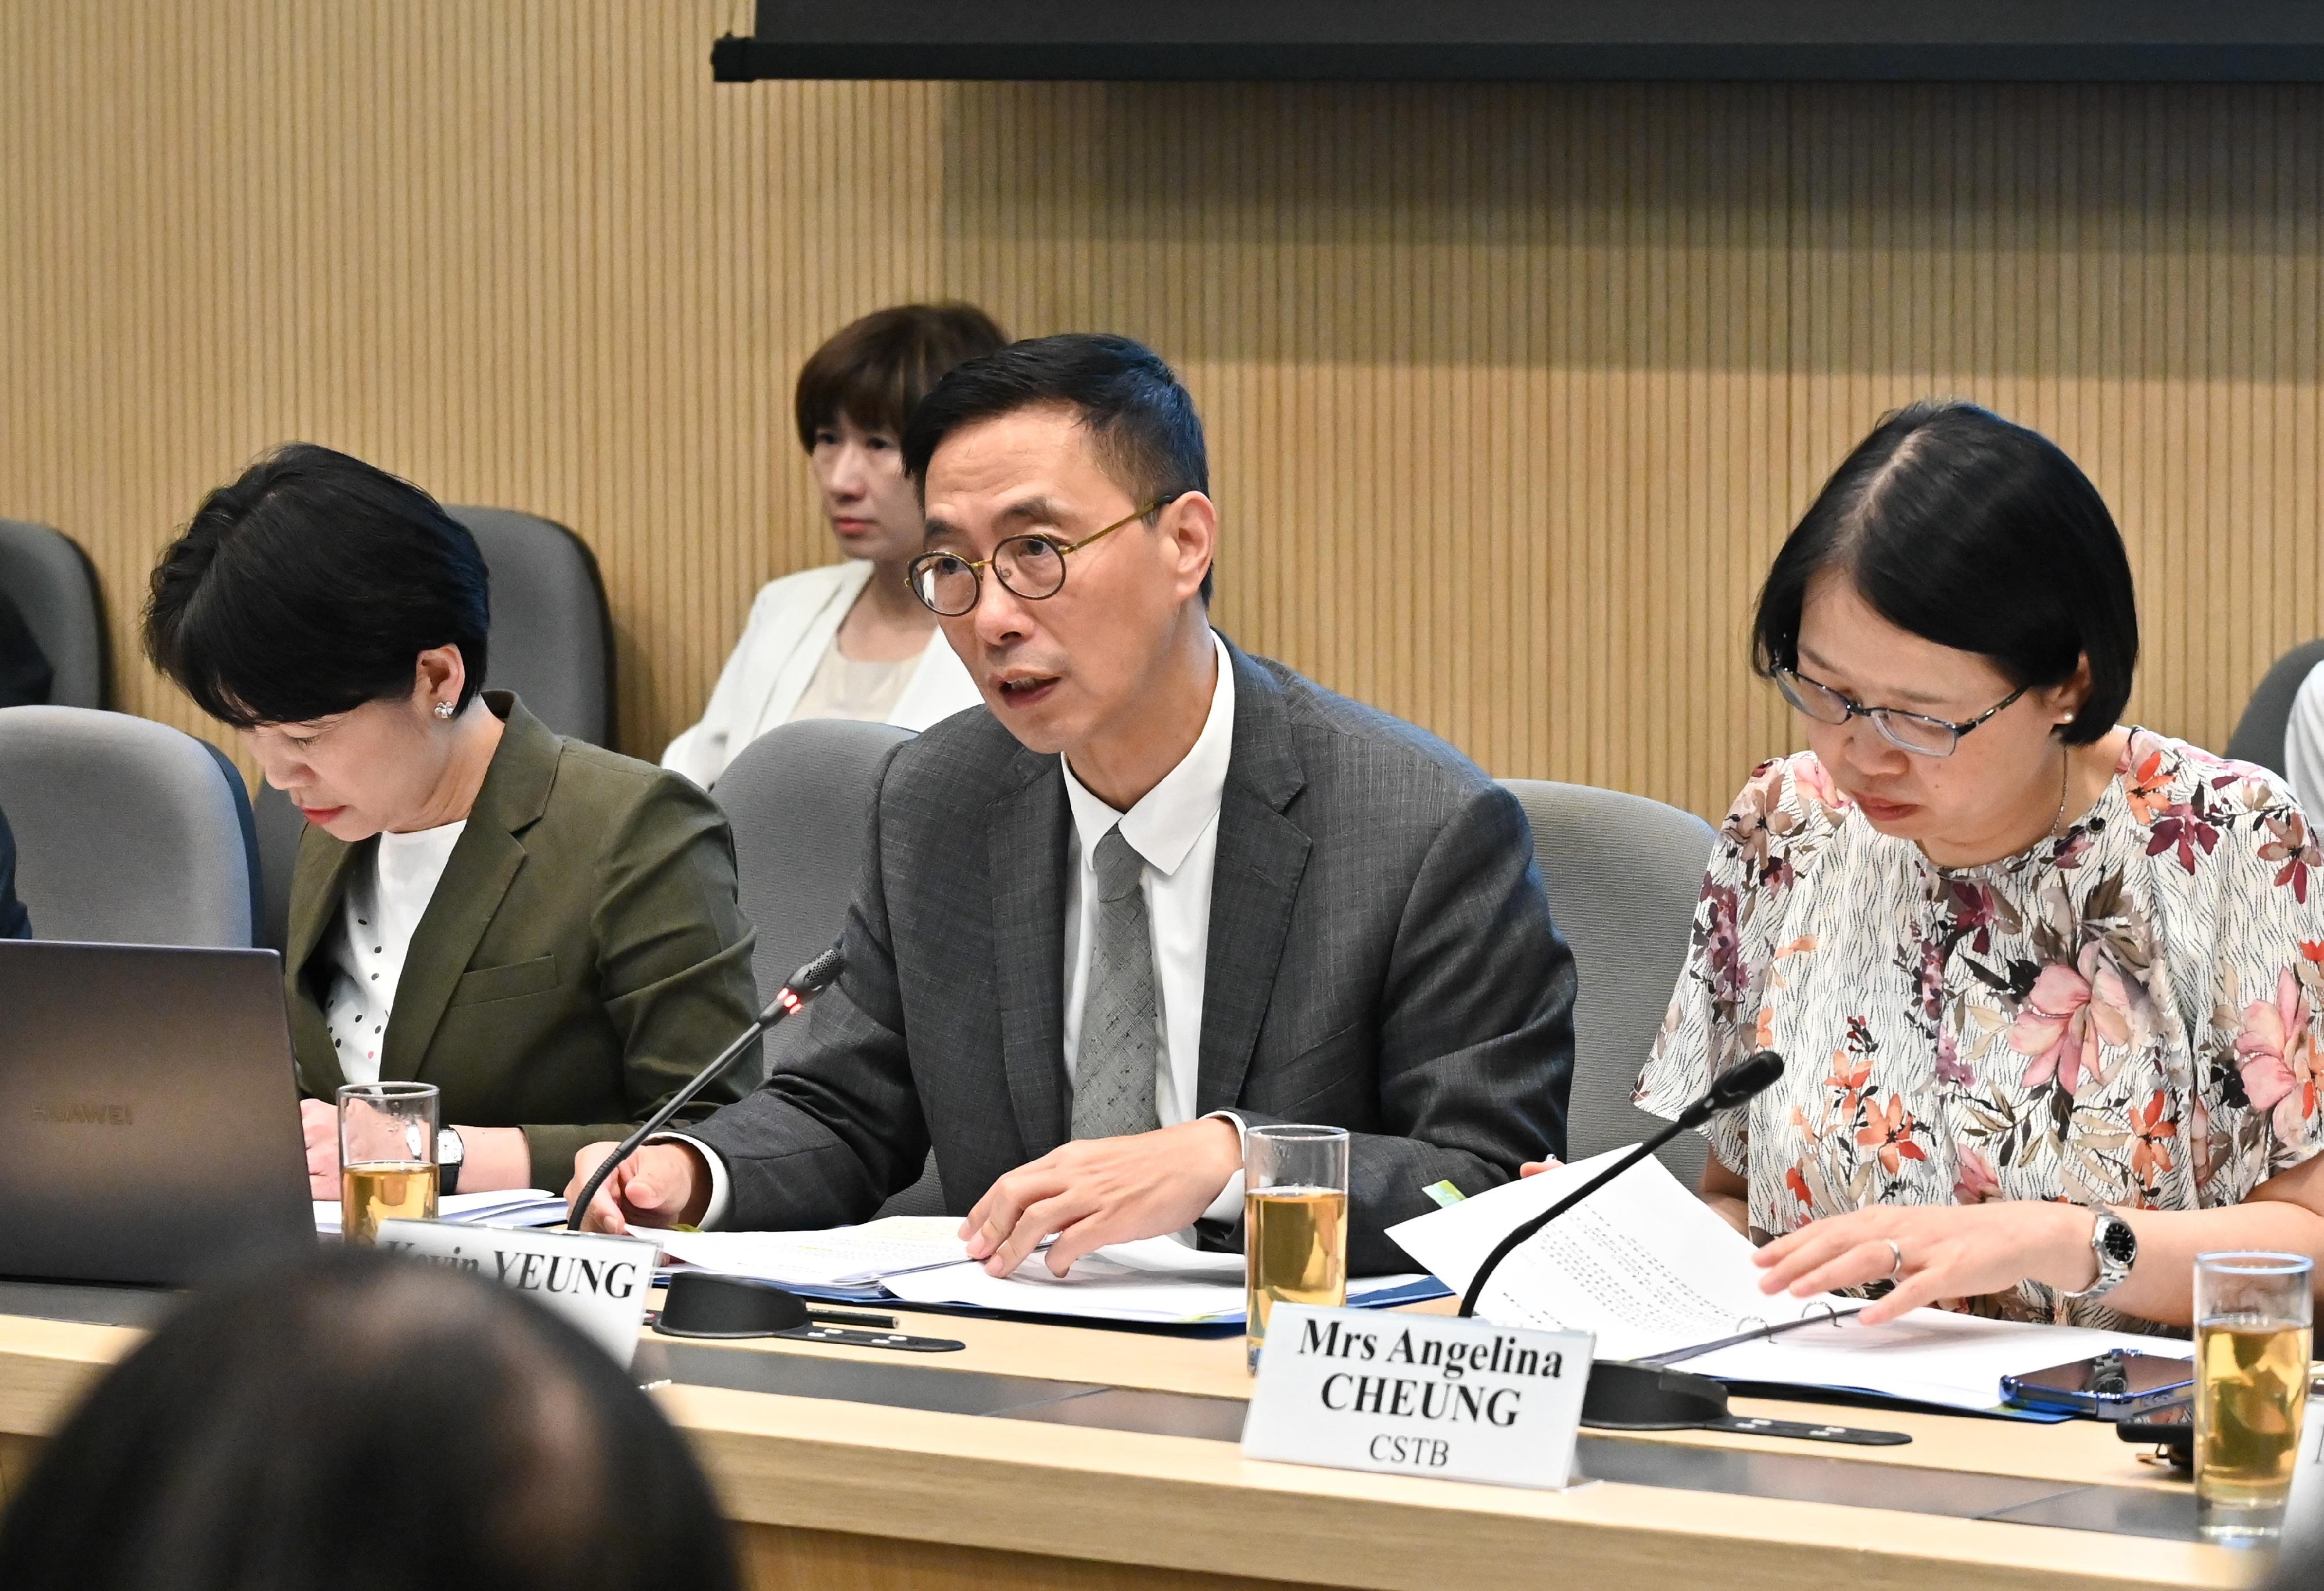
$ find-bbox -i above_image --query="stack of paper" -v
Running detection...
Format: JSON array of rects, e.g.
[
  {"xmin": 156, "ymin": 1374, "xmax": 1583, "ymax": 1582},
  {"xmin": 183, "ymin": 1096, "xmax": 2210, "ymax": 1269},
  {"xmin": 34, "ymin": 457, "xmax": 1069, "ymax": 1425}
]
[
  {"xmin": 1386, "ymin": 1148, "xmax": 1857, "ymax": 1362},
  {"xmin": 314, "ymin": 1190, "xmax": 572, "ymax": 1235},
  {"xmin": 883, "ymin": 1239, "xmax": 1441, "ymax": 1325},
  {"xmin": 658, "ymin": 1215, "xmax": 1443, "ymax": 1323},
  {"xmin": 1386, "ymin": 1148, "xmax": 2188, "ymax": 1414},
  {"xmin": 657, "ymin": 1216, "xmax": 984, "ymax": 1303}
]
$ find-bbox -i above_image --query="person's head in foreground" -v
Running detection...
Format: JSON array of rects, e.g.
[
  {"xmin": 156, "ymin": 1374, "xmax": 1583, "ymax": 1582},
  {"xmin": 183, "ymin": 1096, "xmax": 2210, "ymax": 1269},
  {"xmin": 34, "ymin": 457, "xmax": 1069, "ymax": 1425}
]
[
  {"xmin": 143, "ymin": 441, "xmax": 496, "ymax": 843},
  {"xmin": 0, "ymin": 1247, "xmax": 738, "ymax": 1591},
  {"xmin": 797, "ymin": 301, "xmax": 1010, "ymax": 569},
  {"xmin": 1631, "ymin": 398, "xmax": 2324, "ymax": 1335}
]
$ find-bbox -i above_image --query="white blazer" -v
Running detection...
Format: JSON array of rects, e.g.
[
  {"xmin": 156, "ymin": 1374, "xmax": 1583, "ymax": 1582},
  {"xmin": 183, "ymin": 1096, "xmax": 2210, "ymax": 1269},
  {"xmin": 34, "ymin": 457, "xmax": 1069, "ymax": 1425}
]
[{"xmin": 662, "ymin": 560, "xmax": 983, "ymax": 788}]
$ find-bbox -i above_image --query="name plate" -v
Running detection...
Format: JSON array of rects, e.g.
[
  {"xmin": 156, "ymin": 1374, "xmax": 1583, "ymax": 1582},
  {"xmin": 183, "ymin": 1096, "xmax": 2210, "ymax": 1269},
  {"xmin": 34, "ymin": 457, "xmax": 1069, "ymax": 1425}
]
[
  {"xmin": 1242, "ymin": 1305, "xmax": 1591, "ymax": 1489},
  {"xmin": 377, "ymin": 1219, "xmax": 659, "ymax": 1365}
]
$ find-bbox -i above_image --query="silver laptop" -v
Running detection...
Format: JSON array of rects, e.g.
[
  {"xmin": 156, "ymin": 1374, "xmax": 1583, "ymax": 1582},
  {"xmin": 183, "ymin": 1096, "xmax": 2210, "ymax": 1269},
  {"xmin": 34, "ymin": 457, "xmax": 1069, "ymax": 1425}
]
[{"xmin": 0, "ymin": 940, "xmax": 314, "ymax": 1285}]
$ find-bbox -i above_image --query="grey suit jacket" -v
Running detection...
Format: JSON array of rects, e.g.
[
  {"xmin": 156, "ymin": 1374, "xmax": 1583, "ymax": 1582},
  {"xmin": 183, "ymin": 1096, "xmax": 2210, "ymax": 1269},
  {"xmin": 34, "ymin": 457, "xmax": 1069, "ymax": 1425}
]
[{"xmin": 690, "ymin": 641, "xmax": 1576, "ymax": 1273}]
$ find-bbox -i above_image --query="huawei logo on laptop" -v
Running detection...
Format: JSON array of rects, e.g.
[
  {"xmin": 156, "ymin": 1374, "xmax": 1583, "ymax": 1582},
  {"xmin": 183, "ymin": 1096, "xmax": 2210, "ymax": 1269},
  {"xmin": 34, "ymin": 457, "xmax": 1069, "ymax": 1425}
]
[{"xmin": 30, "ymin": 1101, "xmax": 133, "ymax": 1127}]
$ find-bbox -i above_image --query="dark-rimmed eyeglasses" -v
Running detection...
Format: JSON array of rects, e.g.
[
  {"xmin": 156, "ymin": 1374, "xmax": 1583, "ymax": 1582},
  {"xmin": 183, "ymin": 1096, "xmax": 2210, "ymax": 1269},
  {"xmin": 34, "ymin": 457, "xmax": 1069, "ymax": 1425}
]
[
  {"xmin": 906, "ymin": 495, "xmax": 1182, "ymax": 617},
  {"xmin": 1775, "ymin": 667, "xmax": 2028, "ymax": 759}
]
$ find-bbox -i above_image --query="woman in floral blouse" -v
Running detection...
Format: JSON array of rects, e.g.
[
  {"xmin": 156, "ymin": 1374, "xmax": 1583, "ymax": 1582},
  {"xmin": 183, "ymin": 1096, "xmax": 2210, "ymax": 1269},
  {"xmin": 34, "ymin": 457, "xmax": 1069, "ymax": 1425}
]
[{"xmin": 1633, "ymin": 400, "xmax": 2324, "ymax": 1333}]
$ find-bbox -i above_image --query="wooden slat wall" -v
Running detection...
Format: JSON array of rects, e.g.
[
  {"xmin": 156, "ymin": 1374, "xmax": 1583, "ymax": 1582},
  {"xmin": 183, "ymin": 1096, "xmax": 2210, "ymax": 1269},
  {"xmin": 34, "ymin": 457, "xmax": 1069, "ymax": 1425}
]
[{"xmin": 2, "ymin": 3, "xmax": 2319, "ymax": 820}]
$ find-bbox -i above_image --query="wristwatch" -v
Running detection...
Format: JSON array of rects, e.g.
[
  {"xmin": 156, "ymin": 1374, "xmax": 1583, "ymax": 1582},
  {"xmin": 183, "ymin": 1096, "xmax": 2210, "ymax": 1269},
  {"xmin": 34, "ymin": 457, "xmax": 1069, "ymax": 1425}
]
[
  {"xmin": 437, "ymin": 1128, "xmax": 465, "ymax": 1197},
  {"xmin": 2063, "ymin": 1208, "xmax": 2137, "ymax": 1301}
]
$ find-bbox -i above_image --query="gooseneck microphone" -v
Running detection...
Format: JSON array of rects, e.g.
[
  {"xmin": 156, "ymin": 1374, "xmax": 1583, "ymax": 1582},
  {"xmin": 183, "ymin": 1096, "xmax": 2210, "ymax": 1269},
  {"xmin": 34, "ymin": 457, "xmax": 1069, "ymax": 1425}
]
[
  {"xmin": 565, "ymin": 943, "xmax": 847, "ymax": 1231},
  {"xmin": 1455, "ymin": 1049, "xmax": 1785, "ymax": 1319}
]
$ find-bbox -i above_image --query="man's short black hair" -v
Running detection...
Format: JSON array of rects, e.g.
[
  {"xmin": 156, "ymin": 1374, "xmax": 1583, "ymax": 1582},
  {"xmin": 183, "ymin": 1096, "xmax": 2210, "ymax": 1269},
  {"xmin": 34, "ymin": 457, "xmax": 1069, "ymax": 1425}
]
[
  {"xmin": 902, "ymin": 333, "xmax": 1214, "ymax": 602},
  {"xmin": 144, "ymin": 443, "xmax": 491, "ymax": 728},
  {"xmin": 1751, "ymin": 400, "xmax": 2139, "ymax": 745}
]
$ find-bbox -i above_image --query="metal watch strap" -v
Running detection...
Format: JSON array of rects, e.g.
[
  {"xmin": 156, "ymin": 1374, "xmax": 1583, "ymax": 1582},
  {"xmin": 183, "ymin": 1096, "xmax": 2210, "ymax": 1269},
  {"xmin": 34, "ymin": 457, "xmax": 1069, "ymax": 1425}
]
[{"xmin": 2063, "ymin": 1208, "xmax": 2135, "ymax": 1301}]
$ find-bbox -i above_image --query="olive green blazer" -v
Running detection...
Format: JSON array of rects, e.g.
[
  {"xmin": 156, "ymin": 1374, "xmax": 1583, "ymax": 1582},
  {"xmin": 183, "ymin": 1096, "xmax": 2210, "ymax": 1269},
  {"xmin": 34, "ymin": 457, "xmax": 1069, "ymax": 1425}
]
[{"xmin": 286, "ymin": 694, "xmax": 758, "ymax": 1190}]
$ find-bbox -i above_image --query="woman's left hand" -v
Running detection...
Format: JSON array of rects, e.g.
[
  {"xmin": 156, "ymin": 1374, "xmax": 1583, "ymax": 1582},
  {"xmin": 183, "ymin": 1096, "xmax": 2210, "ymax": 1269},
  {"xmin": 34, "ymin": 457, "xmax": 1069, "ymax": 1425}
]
[{"xmin": 1752, "ymin": 1200, "xmax": 2094, "ymax": 1326}]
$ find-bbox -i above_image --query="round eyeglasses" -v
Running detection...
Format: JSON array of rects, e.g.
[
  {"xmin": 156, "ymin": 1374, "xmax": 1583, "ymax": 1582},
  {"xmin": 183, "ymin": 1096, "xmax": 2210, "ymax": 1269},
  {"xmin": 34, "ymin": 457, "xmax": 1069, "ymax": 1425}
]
[
  {"xmin": 906, "ymin": 496, "xmax": 1181, "ymax": 617},
  {"xmin": 1775, "ymin": 667, "xmax": 2028, "ymax": 759}
]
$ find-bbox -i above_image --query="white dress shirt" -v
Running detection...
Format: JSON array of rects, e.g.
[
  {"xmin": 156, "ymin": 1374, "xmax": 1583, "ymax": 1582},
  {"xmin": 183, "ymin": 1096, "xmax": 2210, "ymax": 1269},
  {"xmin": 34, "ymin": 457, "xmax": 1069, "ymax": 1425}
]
[
  {"xmin": 1059, "ymin": 630, "xmax": 1246, "ymax": 1224},
  {"xmin": 680, "ymin": 631, "xmax": 1243, "ymax": 1231},
  {"xmin": 322, "ymin": 821, "xmax": 467, "ymax": 1085}
]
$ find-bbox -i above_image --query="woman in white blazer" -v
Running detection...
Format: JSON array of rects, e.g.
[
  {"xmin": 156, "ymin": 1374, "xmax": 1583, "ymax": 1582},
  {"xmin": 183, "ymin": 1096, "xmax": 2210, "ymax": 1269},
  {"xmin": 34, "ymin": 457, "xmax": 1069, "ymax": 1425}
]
[{"xmin": 664, "ymin": 304, "xmax": 1007, "ymax": 788}]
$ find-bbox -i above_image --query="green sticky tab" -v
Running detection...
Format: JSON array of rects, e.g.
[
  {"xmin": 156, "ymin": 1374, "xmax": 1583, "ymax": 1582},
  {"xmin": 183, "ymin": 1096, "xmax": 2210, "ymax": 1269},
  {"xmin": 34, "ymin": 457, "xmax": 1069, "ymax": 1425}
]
[{"xmin": 1422, "ymin": 1179, "xmax": 1466, "ymax": 1208}]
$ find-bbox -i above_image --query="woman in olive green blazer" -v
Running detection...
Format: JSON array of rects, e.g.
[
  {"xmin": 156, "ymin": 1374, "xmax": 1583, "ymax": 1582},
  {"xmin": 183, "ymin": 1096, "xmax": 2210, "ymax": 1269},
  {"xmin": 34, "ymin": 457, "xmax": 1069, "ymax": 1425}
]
[
  {"xmin": 145, "ymin": 444, "xmax": 757, "ymax": 1195},
  {"xmin": 281, "ymin": 692, "xmax": 755, "ymax": 1190}
]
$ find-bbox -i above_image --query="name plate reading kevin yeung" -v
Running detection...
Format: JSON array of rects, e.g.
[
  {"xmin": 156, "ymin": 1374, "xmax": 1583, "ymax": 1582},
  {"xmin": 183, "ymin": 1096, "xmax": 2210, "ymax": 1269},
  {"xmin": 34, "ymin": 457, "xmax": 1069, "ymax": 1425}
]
[
  {"xmin": 376, "ymin": 1219, "xmax": 659, "ymax": 1365},
  {"xmin": 1242, "ymin": 1305, "xmax": 1592, "ymax": 1490}
]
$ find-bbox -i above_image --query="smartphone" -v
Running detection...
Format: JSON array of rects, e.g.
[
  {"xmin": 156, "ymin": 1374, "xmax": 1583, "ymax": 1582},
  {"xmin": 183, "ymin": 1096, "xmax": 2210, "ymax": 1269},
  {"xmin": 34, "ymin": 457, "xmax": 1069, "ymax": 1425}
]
[{"xmin": 2000, "ymin": 1350, "xmax": 2195, "ymax": 1419}]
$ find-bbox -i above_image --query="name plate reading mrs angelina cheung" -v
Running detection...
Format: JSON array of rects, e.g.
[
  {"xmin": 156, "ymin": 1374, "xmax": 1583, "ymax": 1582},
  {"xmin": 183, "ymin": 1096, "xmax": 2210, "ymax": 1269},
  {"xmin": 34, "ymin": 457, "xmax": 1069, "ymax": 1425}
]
[{"xmin": 1242, "ymin": 1306, "xmax": 1592, "ymax": 1490}]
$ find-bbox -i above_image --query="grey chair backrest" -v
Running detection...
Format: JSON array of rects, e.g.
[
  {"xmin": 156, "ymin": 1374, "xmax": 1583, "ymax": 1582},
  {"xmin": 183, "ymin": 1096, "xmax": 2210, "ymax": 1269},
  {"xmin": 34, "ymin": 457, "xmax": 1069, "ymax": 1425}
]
[
  {"xmin": 0, "ymin": 706, "xmax": 260, "ymax": 947},
  {"xmin": 1498, "ymin": 778, "xmax": 1716, "ymax": 1186},
  {"xmin": 2225, "ymin": 638, "xmax": 2324, "ymax": 778},
  {"xmin": 712, "ymin": 718, "xmax": 937, "ymax": 1216},
  {"xmin": 251, "ymin": 504, "xmax": 619, "ymax": 950},
  {"xmin": 0, "ymin": 519, "xmax": 106, "ymax": 707},
  {"xmin": 712, "ymin": 718, "xmax": 913, "ymax": 1072},
  {"xmin": 450, "ymin": 505, "xmax": 616, "ymax": 749}
]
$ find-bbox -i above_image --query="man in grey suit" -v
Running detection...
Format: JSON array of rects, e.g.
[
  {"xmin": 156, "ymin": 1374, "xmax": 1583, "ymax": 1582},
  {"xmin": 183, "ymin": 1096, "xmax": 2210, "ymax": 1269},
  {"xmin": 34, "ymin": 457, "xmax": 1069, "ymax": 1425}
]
[{"xmin": 569, "ymin": 334, "xmax": 1573, "ymax": 1275}]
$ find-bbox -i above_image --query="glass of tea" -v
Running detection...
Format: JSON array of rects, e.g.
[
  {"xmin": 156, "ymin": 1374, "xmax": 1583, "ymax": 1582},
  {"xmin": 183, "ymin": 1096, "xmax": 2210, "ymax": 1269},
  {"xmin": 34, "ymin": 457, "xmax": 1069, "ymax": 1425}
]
[
  {"xmin": 1244, "ymin": 1123, "xmax": 1350, "ymax": 1373},
  {"xmin": 2195, "ymin": 1251, "xmax": 2314, "ymax": 1540},
  {"xmin": 338, "ymin": 1082, "xmax": 440, "ymax": 1244}
]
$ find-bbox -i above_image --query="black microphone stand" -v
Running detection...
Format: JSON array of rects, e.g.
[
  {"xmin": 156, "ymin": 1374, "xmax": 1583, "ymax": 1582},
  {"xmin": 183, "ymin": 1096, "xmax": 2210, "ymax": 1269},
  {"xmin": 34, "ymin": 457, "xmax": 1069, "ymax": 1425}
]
[
  {"xmin": 1440, "ymin": 1051, "xmax": 1895, "ymax": 1441},
  {"xmin": 1457, "ymin": 1048, "xmax": 1785, "ymax": 1318},
  {"xmin": 566, "ymin": 943, "xmax": 845, "ymax": 1231}
]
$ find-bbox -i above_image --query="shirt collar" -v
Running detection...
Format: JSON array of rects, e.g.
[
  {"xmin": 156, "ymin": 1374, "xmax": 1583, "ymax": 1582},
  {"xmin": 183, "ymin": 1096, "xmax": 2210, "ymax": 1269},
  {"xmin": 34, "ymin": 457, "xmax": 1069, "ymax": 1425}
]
[{"xmin": 1060, "ymin": 631, "xmax": 1234, "ymax": 879}]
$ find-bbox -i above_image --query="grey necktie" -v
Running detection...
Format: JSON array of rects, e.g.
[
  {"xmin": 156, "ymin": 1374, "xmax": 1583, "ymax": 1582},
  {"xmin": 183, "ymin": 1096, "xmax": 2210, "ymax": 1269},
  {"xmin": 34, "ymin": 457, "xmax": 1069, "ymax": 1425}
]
[{"xmin": 1071, "ymin": 827, "xmax": 1163, "ymax": 1140}]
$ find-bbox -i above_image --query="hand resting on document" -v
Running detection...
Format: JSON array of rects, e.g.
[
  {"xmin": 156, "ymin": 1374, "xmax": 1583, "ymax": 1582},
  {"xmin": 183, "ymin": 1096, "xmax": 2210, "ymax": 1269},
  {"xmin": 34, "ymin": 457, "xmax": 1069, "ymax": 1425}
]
[
  {"xmin": 1520, "ymin": 1150, "xmax": 2090, "ymax": 1327},
  {"xmin": 562, "ymin": 1118, "xmax": 1243, "ymax": 1262},
  {"xmin": 959, "ymin": 1117, "xmax": 1243, "ymax": 1277}
]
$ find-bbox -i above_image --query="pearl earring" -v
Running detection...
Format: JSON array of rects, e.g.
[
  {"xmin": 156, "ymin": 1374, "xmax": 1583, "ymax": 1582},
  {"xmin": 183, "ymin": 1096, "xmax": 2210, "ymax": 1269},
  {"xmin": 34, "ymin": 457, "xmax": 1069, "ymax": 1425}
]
[{"xmin": 433, "ymin": 702, "xmax": 455, "ymax": 720}]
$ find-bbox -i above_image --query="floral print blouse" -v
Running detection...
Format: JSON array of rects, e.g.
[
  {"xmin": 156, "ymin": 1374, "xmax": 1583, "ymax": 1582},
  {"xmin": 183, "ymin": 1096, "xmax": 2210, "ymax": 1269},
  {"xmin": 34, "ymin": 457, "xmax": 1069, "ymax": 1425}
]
[{"xmin": 1635, "ymin": 730, "xmax": 2324, "ymax": 1329}]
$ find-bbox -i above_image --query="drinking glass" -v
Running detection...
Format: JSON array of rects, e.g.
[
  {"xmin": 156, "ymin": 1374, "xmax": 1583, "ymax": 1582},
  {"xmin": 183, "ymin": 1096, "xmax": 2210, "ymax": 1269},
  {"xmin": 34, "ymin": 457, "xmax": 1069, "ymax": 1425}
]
[
  {"xmin": 1244, "ymin": 1124, "xmax": 1350, "ymax": 1373},
  {"xmin": 338, "ymin": 1082, "xmax": 440, "ymax": 1244},
  {"xmin": 2195, "ymin": 1251, "xmax": 2315, "ymax": 1540}
]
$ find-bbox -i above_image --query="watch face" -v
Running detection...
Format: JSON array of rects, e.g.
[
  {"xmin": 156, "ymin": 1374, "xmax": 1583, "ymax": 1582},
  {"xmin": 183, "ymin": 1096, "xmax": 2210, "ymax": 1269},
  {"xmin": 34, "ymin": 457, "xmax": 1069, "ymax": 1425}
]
[{"xmin": 2099, "ymin": 1217, "xmax": 2137, "ymax": 1266}]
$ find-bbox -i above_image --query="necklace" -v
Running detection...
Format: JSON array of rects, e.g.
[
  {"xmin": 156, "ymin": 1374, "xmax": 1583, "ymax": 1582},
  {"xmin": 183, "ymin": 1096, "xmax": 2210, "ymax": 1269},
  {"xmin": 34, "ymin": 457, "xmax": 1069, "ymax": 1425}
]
[{"xmin": 2047, "ymin": 746, "xmax": 2072, "ymax": 840}]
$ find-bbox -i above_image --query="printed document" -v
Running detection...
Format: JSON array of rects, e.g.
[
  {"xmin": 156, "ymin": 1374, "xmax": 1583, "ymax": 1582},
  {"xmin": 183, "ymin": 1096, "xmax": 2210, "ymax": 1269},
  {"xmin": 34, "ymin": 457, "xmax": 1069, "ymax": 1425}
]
[
  {"xmin": 1385, "ymin": 1149, "xmax": 2187, "ymax": 1411},
  {"xmin": 1386, "ymin": 1148, "xmax": 1850, "ymax": 1362},
  {"xmin": 884, "ymin": 1237, "xmax": 1435, "ymax": 1325},
  {"xmin": 654, "ymin": 1218, "xmax": 1437, "ymax": 1323},
  {"xmin": 655, "ymin": 1216, "xmax": 978, "ymax": 1289}
]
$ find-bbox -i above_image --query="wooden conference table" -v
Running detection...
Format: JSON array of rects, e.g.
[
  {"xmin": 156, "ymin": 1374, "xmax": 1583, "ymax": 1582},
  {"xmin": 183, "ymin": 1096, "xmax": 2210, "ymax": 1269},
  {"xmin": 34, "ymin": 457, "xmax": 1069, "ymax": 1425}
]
[{"xmin": 0, "ymin": 1282, "xmax": 2265, "ymax": 1591}]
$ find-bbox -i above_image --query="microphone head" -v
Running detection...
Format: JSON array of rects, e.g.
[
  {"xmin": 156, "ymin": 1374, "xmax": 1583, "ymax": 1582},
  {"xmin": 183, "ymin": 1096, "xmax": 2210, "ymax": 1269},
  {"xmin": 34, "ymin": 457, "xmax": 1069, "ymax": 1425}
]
[
  {"xmin": 787, "ymin": 942, "xmax": 847, "ymax": 997},
  {"xmin": 1706, "ymin": 1050, "xmax": 1785, "ymax": 1110}
]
